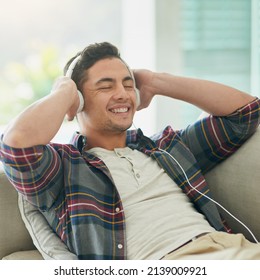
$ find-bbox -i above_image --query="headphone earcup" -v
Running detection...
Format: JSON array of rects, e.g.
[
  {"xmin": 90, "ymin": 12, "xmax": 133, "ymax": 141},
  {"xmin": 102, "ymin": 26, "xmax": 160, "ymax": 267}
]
[
  {"xmin": 135, "ymin": 88, "xmax": 141, "ymax": 108},
  {"xmin": 76, "ymin": 90, "xmax": 85, "ymax": 113},
  {"xmin": 66, "ymin": 55, "xmax": 85, "ymax": 113}
]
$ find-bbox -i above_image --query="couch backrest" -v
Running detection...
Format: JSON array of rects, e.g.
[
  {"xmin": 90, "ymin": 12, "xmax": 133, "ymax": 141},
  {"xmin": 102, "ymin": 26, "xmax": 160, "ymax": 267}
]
[
  {"xmin": 0, "ymin": 165, "xmax": 35, "ymax": 259},
  {"xmin": 205, "ymin": 128, "xmax": 260, "ymax": 243}
]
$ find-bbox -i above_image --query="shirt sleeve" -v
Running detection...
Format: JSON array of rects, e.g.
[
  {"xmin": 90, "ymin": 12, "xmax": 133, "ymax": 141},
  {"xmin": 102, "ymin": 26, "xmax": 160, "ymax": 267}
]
[
  {"xmin": 0, "ymin": 138, "xmax": 63, "ymax": 210},
  {"xmin": 179, "ymin": 98, "xmax": 260, "ymax": 173}
]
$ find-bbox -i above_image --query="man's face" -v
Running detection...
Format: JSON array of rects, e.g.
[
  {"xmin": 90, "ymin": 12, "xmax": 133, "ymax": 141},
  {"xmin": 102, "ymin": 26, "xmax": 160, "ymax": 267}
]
[{"xmin": 79, "ymin": 57, "xmax": 137, "ymax": 135}]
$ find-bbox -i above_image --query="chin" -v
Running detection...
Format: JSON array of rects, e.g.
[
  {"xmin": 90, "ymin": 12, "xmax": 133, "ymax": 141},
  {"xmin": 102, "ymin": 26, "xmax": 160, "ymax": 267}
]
[{"xmin": 112, "ymin": 122, "xmax": 132, "ymax": 132}]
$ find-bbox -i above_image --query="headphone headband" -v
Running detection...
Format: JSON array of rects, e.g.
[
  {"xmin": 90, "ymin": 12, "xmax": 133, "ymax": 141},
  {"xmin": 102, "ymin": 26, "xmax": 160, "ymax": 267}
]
[{"xmin": 66, "ymin": 55, "xmax": 81, "ymax": 78}]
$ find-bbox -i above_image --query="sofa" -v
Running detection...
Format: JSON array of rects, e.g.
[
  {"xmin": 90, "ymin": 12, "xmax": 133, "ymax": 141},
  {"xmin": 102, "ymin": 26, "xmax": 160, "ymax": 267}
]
[{"xmin": 1, "ymin": 128, "xmax": 260, "ymax": 260}]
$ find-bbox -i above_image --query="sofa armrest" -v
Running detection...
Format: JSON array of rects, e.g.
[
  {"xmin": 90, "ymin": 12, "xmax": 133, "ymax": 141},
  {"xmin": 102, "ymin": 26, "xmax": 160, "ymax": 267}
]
[
  {"xmin": 0, "ymin": 165, "xmax": 37, "ymax": 259},
  {"xmin": 205, "ymin": 128, "xmax": 260, "ymax": 242}
]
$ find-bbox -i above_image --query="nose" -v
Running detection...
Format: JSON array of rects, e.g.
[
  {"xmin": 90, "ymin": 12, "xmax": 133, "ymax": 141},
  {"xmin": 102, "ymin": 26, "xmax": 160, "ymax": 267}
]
[{"xmin": 113, "ymin": 84, "xmax": 131, "ymax": 101}]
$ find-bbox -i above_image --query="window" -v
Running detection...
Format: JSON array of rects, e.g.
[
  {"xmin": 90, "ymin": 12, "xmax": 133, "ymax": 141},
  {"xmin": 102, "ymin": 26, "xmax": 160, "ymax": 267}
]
[
  {"xmin": 155, "ymin": 0, "xmax": 257, "ymax": 131},
  {"xmin": 251, "ymin": 0, "xmax": 260, "ymax": 97},
  {"xmin": 181, "ymin": 0, "xmax": 251, "ymax": 91}
]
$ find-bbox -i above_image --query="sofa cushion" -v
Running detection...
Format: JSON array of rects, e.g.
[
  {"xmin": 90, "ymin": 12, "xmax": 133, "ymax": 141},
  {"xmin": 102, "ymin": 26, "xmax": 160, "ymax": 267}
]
[
  {"xmin": 2, "ymin": 250, "xmax": 43, "ymax": 260},
  {"xmin": 18, "ymin": 194, "xmax": 77, "ymax": 260}
]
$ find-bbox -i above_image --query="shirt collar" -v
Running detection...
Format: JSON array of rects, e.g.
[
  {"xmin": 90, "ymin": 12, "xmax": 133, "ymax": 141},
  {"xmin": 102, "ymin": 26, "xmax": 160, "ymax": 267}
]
[{"xmin": 69, "ymin": 129, "xmax": 144, "ymax": 152}]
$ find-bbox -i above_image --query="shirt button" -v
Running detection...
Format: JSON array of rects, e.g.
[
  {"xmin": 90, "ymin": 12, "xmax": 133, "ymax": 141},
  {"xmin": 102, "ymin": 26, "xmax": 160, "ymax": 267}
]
[
  {"xmin": 118, "ymin": 244, "xmax": 123, "ymax": 249},
  {"xmin": 115, "ymin": 207, "xmax": 120, "ymax": 213},
  {"xmin": 136, "ymin": 173, "xmax": 140, "ymax": 178}
]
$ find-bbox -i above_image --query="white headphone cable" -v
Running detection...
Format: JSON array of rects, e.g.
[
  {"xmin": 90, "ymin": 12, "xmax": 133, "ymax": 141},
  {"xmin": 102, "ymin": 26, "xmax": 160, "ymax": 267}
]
[{"xmin": 158, "ymin": 147, "xmax": 259, "ymax": 243}]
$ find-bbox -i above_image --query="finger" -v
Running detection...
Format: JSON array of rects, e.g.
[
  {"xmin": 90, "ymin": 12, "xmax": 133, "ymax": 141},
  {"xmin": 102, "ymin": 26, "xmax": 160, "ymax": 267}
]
[{"xmin": 66, "ymin": 114, "xmax": 74, "ymax": 122}]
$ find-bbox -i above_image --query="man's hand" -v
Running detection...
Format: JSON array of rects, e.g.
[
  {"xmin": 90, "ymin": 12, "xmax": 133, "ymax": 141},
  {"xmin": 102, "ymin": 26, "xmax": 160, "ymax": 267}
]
[
  {"xmin": 51, "ymin": 77, "xmax": 82, "ymax": 121},
  {"xmin": 133, "ymin": 69, "xmax": 156, "ymax": 110}
]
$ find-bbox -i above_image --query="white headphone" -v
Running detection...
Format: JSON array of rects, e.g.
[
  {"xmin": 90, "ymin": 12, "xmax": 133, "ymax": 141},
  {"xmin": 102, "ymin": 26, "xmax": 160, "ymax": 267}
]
[
  {"xmin": 65, "ymin": 55, "xmax": 84, "ymax": 113},
  {"xmin": 65, "ymin": 55, "xmax": 141, "ymax": 113},
  {"xmin": 124, "ymin": 64, "xmax": 141, "ymax": 108}
]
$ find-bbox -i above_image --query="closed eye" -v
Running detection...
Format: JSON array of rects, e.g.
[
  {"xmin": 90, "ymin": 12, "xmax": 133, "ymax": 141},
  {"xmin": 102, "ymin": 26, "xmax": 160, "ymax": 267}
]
[
  {"xmin": 124, "ymin": 85, "xmax": 134, "ymax": 89},
  {"xmin": 123, "ymin": 80, "xmax": 134, "ymax": 90},
  {"xmin": 97, "ymin": 82, "xmax": 113, "ymax": 91},
  {"xmin": 99, "ymin": 86, "xmax": 112, "ymax": 90}
]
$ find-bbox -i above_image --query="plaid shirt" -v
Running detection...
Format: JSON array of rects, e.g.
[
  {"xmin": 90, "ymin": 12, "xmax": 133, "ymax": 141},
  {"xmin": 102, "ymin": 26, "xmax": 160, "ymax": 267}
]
[{"xmin": 1, "ymin": 98, "xmax": 260, "ymax": 259}]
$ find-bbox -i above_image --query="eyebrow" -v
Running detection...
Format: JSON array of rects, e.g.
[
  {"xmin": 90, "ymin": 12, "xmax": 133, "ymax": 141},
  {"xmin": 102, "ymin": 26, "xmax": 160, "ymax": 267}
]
[{"xmin": 95, "ymin": 76, "xmax": 133, "ymax": 85}]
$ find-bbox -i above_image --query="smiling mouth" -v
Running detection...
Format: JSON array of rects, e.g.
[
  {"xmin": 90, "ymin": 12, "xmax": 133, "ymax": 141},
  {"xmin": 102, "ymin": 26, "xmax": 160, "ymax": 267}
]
[{"xmin": 110, "ymin": 107, "xmax": 129, "ymax": 113}]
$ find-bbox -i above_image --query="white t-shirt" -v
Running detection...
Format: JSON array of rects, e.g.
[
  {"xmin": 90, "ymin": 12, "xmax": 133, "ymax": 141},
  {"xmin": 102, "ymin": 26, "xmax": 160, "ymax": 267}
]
[{"xmin": 88, "ymin": 147, "xmax": 215, "ymax": 260}]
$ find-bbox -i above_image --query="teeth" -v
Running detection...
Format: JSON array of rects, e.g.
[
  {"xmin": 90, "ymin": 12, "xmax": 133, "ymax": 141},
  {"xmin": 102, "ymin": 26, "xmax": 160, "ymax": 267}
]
[{"xmin": 111, "ymin": 107, "xmax": 128, "ymax": 113}]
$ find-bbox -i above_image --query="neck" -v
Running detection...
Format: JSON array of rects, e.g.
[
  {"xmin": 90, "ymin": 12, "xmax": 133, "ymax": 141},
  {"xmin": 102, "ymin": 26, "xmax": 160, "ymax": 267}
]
[{"xmin": 82, "ymin": 129, "xmax": 127, "ymax": 151}]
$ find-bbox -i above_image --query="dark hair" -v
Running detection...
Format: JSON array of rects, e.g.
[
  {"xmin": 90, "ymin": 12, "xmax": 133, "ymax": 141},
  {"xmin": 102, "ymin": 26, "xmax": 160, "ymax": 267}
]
[{"xmin": 64, "ymin": 42, "xmax": 121, "ymax": 91}]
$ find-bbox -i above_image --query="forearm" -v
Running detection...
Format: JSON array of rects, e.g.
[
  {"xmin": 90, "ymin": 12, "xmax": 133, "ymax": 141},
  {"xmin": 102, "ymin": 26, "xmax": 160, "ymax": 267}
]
[
  {"xmin": 3, "ymin": 91, "xmax": 70, "ymax": 147},
  {"xmin": 151, "ymin": 73, "xmax": 255, "ymax": 116}
]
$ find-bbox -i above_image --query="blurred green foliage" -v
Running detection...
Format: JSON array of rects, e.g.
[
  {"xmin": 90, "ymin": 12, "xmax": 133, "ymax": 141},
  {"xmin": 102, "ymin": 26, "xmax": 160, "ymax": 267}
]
[{"xmin": 0, "ymin": 46, "xmax": 62, "ymax": 125}]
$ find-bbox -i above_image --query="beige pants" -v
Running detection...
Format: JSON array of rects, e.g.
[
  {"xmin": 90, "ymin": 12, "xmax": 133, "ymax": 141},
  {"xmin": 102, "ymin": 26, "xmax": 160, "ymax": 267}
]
[{"xmin": 162, "ymin": 232, "xmax": 260, "ymax": 260}]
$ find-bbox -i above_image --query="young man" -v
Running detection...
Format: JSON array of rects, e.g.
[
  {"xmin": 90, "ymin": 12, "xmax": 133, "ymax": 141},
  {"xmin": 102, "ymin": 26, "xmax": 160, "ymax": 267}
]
[{"xmin": 1, "ymin": 42, "xmax": 260, "ymax": 260}]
